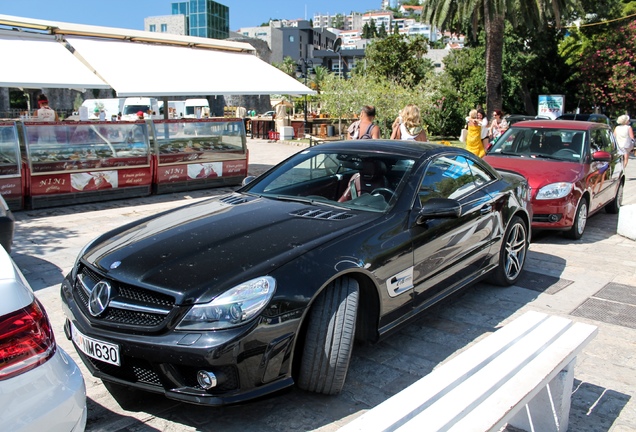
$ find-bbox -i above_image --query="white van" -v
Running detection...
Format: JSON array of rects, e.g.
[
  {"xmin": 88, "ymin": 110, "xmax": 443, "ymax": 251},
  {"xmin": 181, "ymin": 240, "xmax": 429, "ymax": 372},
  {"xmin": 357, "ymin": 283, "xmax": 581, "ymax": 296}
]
[
  {"xmin": 81, "ymin": 98, "xmax": 124, "ymax": 120},
  {"xmin": 158, "ymin": 100, "xmax": 186, "ymax": 118},
  {"xmin": 184, "ymin": 98, "xmax": 210, "ymax": 118},
  {"xmin": 121, "ymin": 97, "xmax": 160, "ymax": 120}
]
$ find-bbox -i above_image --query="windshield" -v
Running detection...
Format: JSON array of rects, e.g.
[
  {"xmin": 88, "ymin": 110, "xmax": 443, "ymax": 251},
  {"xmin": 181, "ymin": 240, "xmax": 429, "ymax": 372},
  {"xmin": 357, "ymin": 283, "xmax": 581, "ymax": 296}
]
[
  {"xmin": 242, "ymin": 149, "xmax": 416, "ymax": 212},
  {"xmin": 124, "ymin": 105, "xmax": 150, "ymax": 115},
  {"xmin": 488, "ymin": 127, "xmax": 588, "ymax": 162}
]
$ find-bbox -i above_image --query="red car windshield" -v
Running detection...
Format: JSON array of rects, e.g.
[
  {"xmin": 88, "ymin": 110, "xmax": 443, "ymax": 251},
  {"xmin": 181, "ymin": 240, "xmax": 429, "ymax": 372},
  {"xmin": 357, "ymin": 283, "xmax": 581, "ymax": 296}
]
[{"xmin": 489, "ymin": 127, "xmax": 588, "ymax": 162}]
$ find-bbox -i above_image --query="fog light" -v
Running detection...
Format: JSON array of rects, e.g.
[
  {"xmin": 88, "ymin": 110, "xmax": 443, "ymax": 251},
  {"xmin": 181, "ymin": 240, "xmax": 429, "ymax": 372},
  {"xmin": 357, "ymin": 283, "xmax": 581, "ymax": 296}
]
[
  {"xmin": 197, "ymin": 370, "xmax": 217, "ymax": 389},
  {"xmin": 548, "ymin": 214, "xmax": 561, "ymax": 222}
]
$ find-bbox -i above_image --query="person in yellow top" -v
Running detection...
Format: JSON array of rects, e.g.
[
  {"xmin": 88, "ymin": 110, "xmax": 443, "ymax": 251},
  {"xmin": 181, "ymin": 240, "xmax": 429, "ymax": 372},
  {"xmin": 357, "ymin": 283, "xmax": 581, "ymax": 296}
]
[{"xmin": 465, "ymin": 109, "xmax": 485, "ymax": 157}]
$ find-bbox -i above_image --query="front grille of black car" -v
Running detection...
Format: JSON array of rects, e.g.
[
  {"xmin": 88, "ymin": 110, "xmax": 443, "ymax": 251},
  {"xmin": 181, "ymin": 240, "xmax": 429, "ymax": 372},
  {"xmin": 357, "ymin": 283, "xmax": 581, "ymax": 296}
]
[
  {"xmin": 291, "ymin": 208, "xmax": 355, "ymax": 220},
  {"xmin": 81, "ymin": 351, "xmax": 163, "ymax": 387},
  {"xmin": 80, "ymin": 351, "xmax": 240, "ymax": 393},
  {"xmin": 73, "ymin": 264, "xmax": 176, "ymax": 329}
]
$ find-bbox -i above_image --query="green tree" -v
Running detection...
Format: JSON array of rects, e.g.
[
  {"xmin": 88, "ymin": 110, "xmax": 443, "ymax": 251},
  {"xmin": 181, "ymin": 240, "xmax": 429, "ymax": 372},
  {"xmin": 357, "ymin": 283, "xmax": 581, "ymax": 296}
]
[
  {"xmin": 378, "ymin": 23, "xmax": 388, "ymax": 38},
  {"xmin": 576, "ymin": 20, "xmax": 636, "ymax": 115},
  {"xmin": 423, "ymin": 0, "xmax": 574, "ymax": 112},
  {"xmin": 364, "ymin": 34, "xmax": 434, "ymax": 88},
  {"xmin": 331, "ymin": 14, "xmax": 345, "ymax": 29},
  {"xmin": 368, "ymin": 19, "xmax": 378, "ymax": 38},
  {"xmin": 309, "ymin": 65, "xmax": 329, "ymax": 94},
  {"xmin": 362, "ymin": 23, "xmax": 372, "ymax": 39},
  {"xmin": 273, "ymin": 56, "xmax": 297, "ymax": 77}
]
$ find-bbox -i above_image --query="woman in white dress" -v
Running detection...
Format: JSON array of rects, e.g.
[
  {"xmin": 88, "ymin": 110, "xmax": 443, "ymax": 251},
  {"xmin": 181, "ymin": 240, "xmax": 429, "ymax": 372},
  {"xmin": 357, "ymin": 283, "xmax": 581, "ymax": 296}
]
[
  {"xmin": 614, "ymin": 115, "xmax": 634, "ymax": 167},
  {"xmin": 390, "ymin": 104, "xmax": 427, "ymax": 142}
]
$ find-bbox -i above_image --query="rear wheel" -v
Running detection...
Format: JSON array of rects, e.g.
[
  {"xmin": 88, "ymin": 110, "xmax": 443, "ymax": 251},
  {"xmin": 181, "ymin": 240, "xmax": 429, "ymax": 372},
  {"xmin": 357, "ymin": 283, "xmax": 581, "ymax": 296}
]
[
  {"xmin": 489, "ymin": 216, "xmax": 528, "ymax": 286},
  {"xmin": 605, "ymin": 182, "xmax": 623, "ymax": 214},
  {"xmin": 565, "ymin": 198, "xmax": 588, "ymax": 240},
  {"xmin": 298, "ymin": 278, "xmax": 359, "ymax": 395}
]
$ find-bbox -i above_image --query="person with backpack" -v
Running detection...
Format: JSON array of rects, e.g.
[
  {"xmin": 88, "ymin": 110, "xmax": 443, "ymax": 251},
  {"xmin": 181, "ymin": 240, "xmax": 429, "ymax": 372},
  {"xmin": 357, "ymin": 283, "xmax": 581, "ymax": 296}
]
[{"xmin": 347, "ymin": 106, "xmax": 381, "ymax": 139}]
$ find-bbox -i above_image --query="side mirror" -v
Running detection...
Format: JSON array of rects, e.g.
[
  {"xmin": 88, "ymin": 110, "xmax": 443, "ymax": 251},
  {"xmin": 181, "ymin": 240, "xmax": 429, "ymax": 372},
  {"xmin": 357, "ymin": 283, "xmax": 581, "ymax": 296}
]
[
  {"xmin": 591, "ymin": 150, "xmax": 611, "ymax": 162},
  {"xmin": 242, "ymin": 176, "xmax": 256, "ymax": 186},
  {"xmin": 416, "ymin": 198, "xmax": 461, "ymax": 224}
]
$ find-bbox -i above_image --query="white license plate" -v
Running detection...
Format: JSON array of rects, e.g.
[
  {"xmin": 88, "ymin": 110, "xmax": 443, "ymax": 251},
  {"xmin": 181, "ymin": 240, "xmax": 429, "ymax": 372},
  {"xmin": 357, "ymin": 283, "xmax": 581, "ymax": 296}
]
[{"xmin": 71, "ymin": 323, "xmax": 120, "ymax": 366}]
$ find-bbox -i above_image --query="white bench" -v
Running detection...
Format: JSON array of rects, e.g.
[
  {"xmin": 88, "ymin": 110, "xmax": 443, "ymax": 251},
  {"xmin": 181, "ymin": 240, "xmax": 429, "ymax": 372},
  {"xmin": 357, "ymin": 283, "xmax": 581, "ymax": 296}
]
[{"xmin": 340, "ymin": 311, "xmax": 598, "ymax": 432}]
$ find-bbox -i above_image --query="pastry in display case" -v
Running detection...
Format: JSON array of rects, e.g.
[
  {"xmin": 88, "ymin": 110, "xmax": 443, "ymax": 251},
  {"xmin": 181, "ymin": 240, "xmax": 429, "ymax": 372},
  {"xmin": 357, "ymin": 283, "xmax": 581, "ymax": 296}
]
[
  {"xmin": 153, "ymin": 118, "xmax": 246, "ymax": 164},
  {"xmin": 0, "ymin": 123, "xmax": 20, "ymax": 176},
  {"xmin": 0, "ymin": 122, "xmax": 23, "ymax": 210},
  {"xmin": 23, "ymin": 121, "xmax": 151, "ymax": 173},
  {"xmin": 152, "ymin": 118, "xmax": 248, "ymax": 193}
]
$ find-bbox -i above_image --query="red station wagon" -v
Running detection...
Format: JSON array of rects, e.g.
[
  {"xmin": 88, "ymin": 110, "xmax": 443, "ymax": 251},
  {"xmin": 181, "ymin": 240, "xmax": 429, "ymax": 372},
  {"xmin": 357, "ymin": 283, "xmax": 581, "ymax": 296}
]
[{"xmin": 484, "ymin": 120, "xmax": 624, "ymax": 240}]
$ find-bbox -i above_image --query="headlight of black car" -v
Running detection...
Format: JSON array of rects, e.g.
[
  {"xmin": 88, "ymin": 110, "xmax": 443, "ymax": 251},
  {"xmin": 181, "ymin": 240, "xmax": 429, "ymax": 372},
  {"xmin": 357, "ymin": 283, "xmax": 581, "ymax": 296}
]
[{"xmin": 176, "ymin": 276, "xmax": 276, "ymax": 330}]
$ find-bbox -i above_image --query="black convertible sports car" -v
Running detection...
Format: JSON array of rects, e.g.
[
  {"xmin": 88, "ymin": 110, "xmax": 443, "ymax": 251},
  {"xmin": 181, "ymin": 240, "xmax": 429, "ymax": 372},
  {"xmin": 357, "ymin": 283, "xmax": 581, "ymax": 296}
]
[{"xmin": 61, "ymin": 141, "xmax": 531, "ymax": 405}]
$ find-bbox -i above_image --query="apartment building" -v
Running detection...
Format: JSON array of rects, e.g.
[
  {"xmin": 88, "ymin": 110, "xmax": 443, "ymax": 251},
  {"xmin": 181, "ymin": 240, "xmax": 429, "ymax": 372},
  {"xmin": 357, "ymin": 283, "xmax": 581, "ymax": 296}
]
[{"xmin": 312, "ymin": 12, "xmax": 363, "ymax": 31}]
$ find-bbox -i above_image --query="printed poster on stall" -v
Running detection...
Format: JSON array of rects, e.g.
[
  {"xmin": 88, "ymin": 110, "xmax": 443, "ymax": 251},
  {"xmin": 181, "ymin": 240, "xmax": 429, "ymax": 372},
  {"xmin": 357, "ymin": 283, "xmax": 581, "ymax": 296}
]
[
  {"xmin": 31, "ymin": 168, "xmax": 151, "ymax": 195},
  {"xmin": 538, "ymin": 95, "xmax": 565, "ymax": 119},
  {"xmin": 156, "ymin": 160, "xmax": 247, "ymax": 183}
]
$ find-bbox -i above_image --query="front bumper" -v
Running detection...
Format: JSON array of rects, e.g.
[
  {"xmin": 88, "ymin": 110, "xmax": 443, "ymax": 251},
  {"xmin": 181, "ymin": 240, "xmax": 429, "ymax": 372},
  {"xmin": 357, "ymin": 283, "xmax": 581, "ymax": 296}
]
[
  {"xmin": 531, "ymin": 197, "xmax": 577, "ymax": 230},
  {"xmin": 60, "ymin": 276, "xmax": 299, "ymax": 406}
]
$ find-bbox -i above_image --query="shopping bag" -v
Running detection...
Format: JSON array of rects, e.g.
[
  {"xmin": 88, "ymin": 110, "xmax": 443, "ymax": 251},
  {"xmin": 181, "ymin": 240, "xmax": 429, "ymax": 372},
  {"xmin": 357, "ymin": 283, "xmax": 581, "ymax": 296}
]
[{"xmin": 459, "ymin": 128, "xmax": 467, "ymax": 143}]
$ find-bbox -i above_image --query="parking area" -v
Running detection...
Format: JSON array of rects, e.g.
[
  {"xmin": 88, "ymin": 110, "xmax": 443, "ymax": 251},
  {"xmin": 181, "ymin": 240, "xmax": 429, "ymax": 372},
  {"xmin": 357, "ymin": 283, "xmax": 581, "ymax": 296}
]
[{"xmin": 10, "ymin": 139, "xmax": 636, "ymax": 431}]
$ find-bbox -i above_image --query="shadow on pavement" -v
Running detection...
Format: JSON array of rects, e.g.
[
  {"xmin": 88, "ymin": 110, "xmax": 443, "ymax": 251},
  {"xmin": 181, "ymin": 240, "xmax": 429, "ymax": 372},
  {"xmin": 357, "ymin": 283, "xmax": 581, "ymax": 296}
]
[
  {"xmin": 570, "ymin": 380, "xmax": 631, "ymax": 431},
  {"xmin": 86, "ymin": 395, "xmax": 166, "ymax": 432},
  {"xmin": 11, "ymin": 251, "xmax": 64, "ymax": 292}
]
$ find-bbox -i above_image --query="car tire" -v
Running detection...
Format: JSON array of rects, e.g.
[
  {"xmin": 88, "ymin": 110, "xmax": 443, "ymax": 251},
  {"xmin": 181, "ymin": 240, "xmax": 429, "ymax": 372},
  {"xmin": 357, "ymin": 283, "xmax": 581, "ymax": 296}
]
[
  {"xmin": 565, "ymin": 198, "xmax": 588, "ymax": 240},
  {"xmin": 605, "ymin": 182, "xmax": 623, "ymax": 214},
  {"xmin": 297, "ymin": 278, "xmax": 359, "ymax": 395},
  {"xmin": 489, "ymin": 216, "xmax": 528, "ymax": 286}
]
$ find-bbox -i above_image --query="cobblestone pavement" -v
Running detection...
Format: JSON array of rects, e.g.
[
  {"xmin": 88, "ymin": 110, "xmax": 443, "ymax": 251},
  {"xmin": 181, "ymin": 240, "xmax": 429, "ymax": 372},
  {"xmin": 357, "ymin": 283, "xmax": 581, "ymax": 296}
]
[{"xmin": 10, "ymin": 139, "xmax": 636, "ymax": 431}]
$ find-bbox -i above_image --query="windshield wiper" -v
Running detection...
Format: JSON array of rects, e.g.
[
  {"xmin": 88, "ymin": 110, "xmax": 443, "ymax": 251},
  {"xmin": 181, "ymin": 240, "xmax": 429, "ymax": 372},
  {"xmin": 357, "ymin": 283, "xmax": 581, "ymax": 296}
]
[
  {"xmin": 495, "ymin": 151, "xmax": 523, "ymax": 157},
  {"xmin": 531, "ymin": 154, "xmax": 562, "ymax": 161}
]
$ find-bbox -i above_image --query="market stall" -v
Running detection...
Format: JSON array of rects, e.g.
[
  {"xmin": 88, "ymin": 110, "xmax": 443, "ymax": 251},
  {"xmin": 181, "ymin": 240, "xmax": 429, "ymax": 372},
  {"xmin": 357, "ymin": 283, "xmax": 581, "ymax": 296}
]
[
  {"xmin": 22, "ymin": 120, "xmax": 152, "ymax": 209},
  {"xmin": 0, "ymin": 121, "xmax": 24, "ymax": 210},
  {"xmin": 152, "ymin": 118, "xmax": 247, "ymax": 194},
  {"xmin": 250, "ymin": 117, "xmax": 276, "ymax": 139}
]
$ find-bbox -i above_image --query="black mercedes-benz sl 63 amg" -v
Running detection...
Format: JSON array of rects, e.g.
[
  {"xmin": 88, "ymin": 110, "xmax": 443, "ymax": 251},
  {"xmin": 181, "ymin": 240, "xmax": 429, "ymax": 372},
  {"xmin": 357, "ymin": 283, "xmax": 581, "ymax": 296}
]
[{"xmin": 61, "ymin": 140, "xmax": 531, "ymax": 405}]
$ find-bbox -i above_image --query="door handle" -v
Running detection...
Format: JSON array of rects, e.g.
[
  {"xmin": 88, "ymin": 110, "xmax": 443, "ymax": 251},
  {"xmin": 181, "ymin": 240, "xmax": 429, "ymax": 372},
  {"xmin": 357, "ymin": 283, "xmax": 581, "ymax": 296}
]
[{"xmin": 480, "ymin": 205, "xmax": 493, "ymax": 214}]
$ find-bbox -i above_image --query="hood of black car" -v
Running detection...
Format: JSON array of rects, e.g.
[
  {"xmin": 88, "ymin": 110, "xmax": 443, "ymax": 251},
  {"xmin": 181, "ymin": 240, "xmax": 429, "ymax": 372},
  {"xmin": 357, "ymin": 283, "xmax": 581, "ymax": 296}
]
[{"xmin": 82, "ymin": 194, "xmax": 373, "ymax": 304}]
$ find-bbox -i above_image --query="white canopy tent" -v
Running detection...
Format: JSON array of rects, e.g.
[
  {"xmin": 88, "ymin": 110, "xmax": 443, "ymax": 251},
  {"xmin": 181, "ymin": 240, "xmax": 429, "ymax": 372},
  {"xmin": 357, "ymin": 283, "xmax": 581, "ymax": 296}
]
[
  {"xmin": 65, "ymin": 36, "xmax": 315, "ymax": 97},
  {"xmin": 0, "ymin": 14, "xmax": 314, "ymax": 97},
  {"xmin": 0, "ymin": 30, "xmax": 109, "ymax": 90}
]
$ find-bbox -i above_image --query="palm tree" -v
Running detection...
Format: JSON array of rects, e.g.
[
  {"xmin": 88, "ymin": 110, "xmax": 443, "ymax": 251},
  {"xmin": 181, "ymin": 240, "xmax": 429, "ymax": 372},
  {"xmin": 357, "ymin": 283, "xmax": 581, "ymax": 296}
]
[
  {"xmin": 273, "ymin": 56, "xmax": 298, "ymax": 77},
  {"xmin": 310, "ymin": 65, "xmax": 329, "ymax": 93},
  {"xmin": 423, "ymin": 0, "xmax": 572, "ymax": 112}
]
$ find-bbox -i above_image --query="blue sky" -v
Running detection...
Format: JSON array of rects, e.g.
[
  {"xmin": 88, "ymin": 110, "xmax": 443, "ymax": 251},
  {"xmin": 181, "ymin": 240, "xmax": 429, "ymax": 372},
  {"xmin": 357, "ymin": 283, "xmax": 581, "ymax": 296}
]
[{"xmin": 0, "ymin": 0, "xmax": 377, "ymax": 32}]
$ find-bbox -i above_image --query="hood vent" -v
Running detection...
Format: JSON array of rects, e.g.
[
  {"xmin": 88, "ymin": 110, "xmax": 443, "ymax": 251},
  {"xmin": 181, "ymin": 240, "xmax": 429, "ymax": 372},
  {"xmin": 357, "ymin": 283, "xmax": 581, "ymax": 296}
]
[
  {"xmin": 291, "ymin": 208, "xmax": 355, "ymax": 221},
  {"xmin": 219, "ymin": 194, "xmax": 253, "ymax": 205}
]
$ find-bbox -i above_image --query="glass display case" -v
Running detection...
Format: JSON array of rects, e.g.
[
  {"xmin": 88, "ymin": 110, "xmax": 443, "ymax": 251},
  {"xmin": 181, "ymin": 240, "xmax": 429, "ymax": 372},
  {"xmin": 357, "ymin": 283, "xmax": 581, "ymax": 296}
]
[
  {"xmin": 152, "ymin": 118, "xmax": 248, "ymax": 193},
  {"xmin": 22, "ymin": 121, "xmax": 153, "ymax": 208},
  {"xmin": 0, "ymin": 121, "xmax": 23, "ymax": 210}
]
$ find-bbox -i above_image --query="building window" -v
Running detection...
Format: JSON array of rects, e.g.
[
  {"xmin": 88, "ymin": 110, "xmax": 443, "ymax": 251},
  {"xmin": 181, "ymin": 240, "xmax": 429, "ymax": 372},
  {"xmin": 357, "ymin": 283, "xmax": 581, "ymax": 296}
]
[
  {"xmin": 161, "ymin": 24, "xmax": 168, "ymax": 32},
  {"xmin": 289, "ymin": 35, "xmax": 295, "ymax": 42},
  {"xmin": 149, "ymin": 24, "xmax": 156, "ymax": 32}
]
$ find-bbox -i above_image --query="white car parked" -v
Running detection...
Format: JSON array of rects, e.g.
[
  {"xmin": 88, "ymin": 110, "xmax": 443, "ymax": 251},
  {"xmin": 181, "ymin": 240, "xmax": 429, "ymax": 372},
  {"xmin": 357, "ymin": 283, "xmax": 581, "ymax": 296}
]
[{"xmin": 0, "ymin": 247, "xmax": 87, "ymax": 432}]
